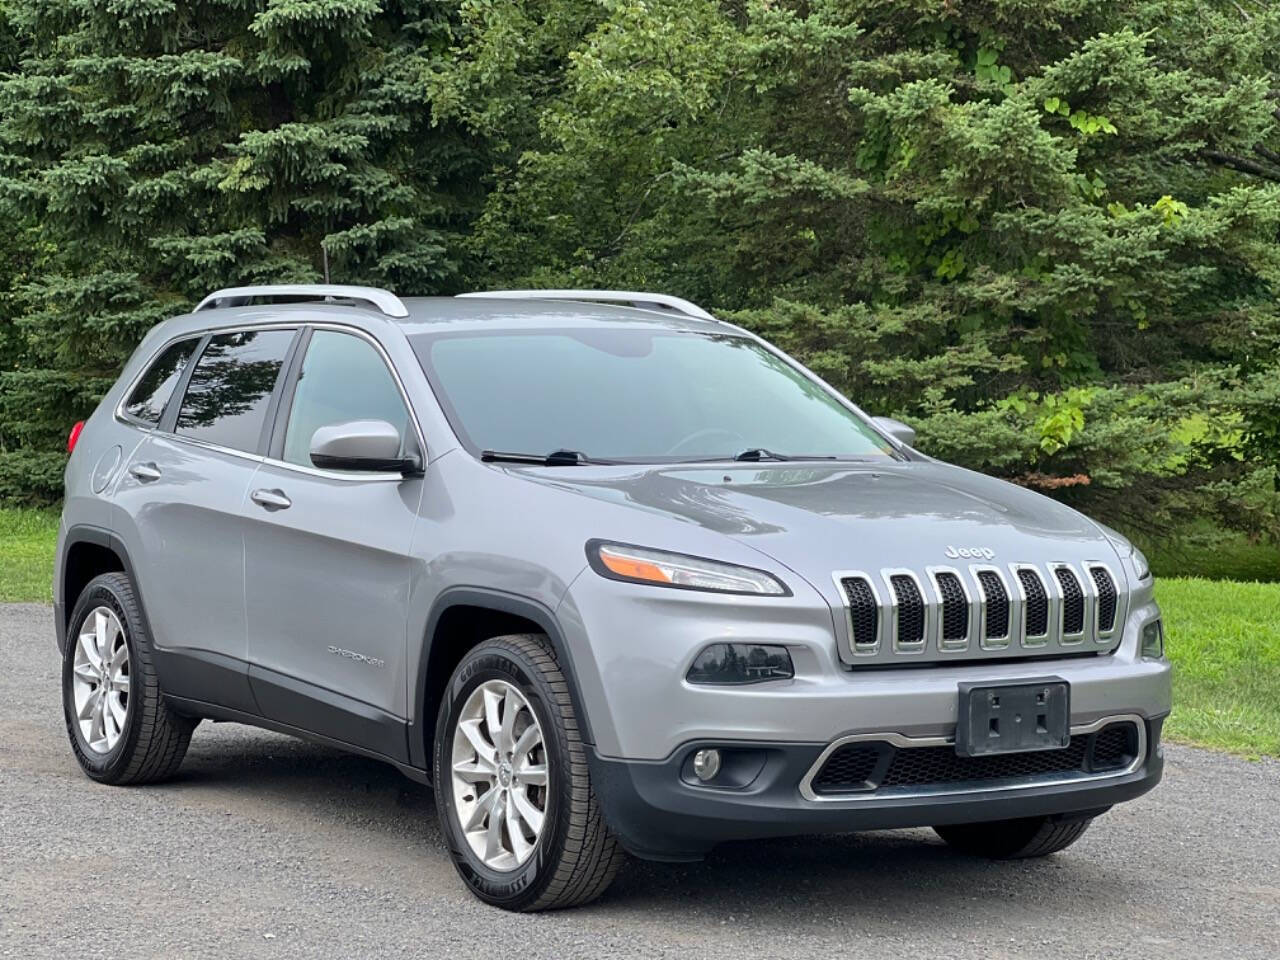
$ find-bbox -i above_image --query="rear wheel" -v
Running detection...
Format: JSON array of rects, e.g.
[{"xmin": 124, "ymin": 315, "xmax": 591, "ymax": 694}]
[
  {"xmin": 62, "ymin": 572, "xmax": 196, "ymax": 784},
  {"xmin": 433, "ymin": 633, "xmax": 621, "ymax": 910},
  {"xmin": 933, "ymin": 815, "xmax": 1093, "ymax": 859}
]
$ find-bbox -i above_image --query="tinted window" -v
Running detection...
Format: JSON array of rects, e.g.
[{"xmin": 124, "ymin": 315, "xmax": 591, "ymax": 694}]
[
  {"xmin": 282, "ymin": 331, "xmax": 410, "ymax": 467},
  {"xmin": 175, "ymin": 330, "xmax": 294, "ymax": 453},
  {"xmin": 412, "ymin": 329, "xmax": 895, "ymax": 462},
  {"xmin": 123, "ymin": 338, "xmax": 199, "ymax": 425}
]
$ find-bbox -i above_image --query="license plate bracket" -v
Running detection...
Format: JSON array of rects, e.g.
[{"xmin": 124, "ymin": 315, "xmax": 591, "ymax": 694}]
[{"xmin": 955, "ymin": 678, "xmax": 1070, "ymax": 757}]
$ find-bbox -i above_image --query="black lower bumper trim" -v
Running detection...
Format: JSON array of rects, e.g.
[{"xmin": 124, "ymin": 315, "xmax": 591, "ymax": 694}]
[{"xmin": 589, "ymin": 716, "xmax": 1165, "ymax": 862}]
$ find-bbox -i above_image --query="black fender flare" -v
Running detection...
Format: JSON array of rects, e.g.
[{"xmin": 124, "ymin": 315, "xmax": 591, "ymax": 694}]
[
  {"xmin": 57, "ymin": 524, "xmax": 151, "ymax": 655},
  {"xmin": 408, "ymin": 586, "xmax": 595, "ymax": 771}
]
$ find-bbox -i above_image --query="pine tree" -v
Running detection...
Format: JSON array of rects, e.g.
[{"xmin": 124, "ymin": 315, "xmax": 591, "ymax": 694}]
[
  {"xmin": 0, "ymin": 0, "xmax": 483, "ymax": 501},
  {"xmin": 432, "ymin": 0, "xmax": 1280, "ymax": 545}
]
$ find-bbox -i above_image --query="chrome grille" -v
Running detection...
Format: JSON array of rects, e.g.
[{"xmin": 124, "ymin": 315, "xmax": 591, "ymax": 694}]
[
  {"xmin": 889, "ymin": 574, "xmax": 926, "ymax": 650},
  {"xmin": 1089, "ymin": 565, "xmax": 1118, "ymax": 635},
  {"xmin": 1016, "ymin": 567, "xmax": 1050, "ymax": 641},
  {"xmin": 975, "ymin": 569, "xmax": 1010, "ymax": 645},
  {"xmin": 833, "ymin": 560, "xmax": 1125, "ymax": 664},
  {"xmin": 1053, "ymin": 565, "xmax": 1085, "ymax": 639},
  {"xmin": 935, "ymin": 572, "xmax": 968, "ymax": 646},
  {"xmin": 840, "ymin": 576, "xmax": 879, "ymax": 652}
]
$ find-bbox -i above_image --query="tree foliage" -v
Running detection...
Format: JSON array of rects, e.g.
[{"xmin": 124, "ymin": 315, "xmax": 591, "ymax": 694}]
[
  {"xmin": 430, "ymin": 0, "xmax": 1280, "ymax": 543},
  {"xmin": 1, "ymin": 0, "xmax": 1279, "ymax": 551},
  {"xmin": 0, "ymin": 0, "xmax": 482, "ymax": 500}
]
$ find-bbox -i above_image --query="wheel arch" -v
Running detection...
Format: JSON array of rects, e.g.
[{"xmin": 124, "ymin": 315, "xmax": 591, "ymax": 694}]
[
  {"xmin": 58, "ymin": 525, "xmax": 145, "ymax": 654},
  {"xmin": 410, "ymin": 588, "xmax": 595, "ymax": 773}
]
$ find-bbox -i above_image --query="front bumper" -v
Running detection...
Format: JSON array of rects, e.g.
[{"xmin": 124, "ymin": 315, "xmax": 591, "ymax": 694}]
[{"xmin": 590, "ymin": 715, "xmax": 1165, "ymax": 861}]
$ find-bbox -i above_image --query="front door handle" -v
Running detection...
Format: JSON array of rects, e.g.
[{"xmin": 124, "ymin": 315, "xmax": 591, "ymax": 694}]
[
  {"xmin": 128, "ymin": 462, "xmax": 162, "ymax": 483},
  {"xmin": 250, "ymin": 488, "xmax": 292, "ymax": 511}
]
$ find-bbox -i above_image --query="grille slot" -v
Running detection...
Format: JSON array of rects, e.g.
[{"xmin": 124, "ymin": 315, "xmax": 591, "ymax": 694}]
[
  {"xmin": 934, "ymin": 572, "xmax": 969, "ymax": 648},
  {"xmin": 1090, "ymin": 566, "xmax": 1118, "ymax": 634},
  {"xmin": 975, "ymin": 569, "xmax": 1010, "ymax": 644},
  {"xmin": 1054, "ymin": 566, "xmax": 1085, "ymax": 638},
  {"xmin": 809, "ymin": 722, "xmax": 1140, "ymax": 795},
  {"xmin": 889, "ymin": 574, "xmax": 926, "ymax": 649},
  {"xmin": 1090, "ymin": 724, "xmax": 1137, "ymax": 770},
  {"xmin": 1016, "ymin": 568, "xmax": 1050, "ymax": 640},
  {"xmin": 810, "ymin": 745, "xmax": 881, "ymax": 791},
  {"xmin": 841, "ymin": 576, "xmax": 879, "ymax": 651}
]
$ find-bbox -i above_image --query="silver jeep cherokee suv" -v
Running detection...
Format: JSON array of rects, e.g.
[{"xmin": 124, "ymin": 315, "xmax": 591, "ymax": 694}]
[{"xmin": 55, "ymin": 285, "xmax": 1170, "ymax": 910}]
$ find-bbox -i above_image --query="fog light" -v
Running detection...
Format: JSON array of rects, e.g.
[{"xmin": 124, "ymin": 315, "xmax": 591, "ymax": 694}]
[
  {"xmin": 692, "ymin": 748, "xmax": 722, "ymax": 782},
  {"xmin": 1141, "ymin": 618, "xmax": 1164, "ymax": 659},
  {"xmin": 686, "ymin": 643, "xmax": 794, "ymax": 685}
]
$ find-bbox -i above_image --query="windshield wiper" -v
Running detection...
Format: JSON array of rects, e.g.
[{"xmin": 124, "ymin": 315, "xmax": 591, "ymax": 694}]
[
  {"xmin": 481, "ymin": 449, "xmax": 610, "ymax": 466},
  {"xmin": 733, "ymin": 448, "xmax": 839, "ymax": 462}
]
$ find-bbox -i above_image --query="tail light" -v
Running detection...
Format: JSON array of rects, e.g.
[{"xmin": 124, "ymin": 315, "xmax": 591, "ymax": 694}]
[{"xmin": 67, "ymin": 420, "xmax": 85, "ymax": 453}]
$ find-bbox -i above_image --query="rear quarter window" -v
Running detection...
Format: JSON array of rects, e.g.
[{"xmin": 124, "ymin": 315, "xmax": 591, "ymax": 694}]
[{"xmin": 122, "ymin": 337, "xmax": 200, "ymax": 425}]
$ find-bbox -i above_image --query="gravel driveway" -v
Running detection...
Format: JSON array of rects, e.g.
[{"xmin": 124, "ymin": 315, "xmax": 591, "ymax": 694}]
[{"xmin": 2, "ymin": 603, "xmax": 1277, "ymax": 959}]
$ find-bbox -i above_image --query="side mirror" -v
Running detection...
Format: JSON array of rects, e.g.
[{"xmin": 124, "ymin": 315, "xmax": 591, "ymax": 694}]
[
  {"xmin": 310, "ymin": 420, "xmax": 422, "ymax": 475},
  {"xmin": 873, "ymin": 416, "xmax": 916, "ymax": 448}
]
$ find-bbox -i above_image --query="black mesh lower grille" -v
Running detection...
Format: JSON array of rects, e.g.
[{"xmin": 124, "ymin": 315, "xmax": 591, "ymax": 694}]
[
  {"xmin": 1090, "ymin": 724, "xmax": 1137, "ymax": 770},
  {"xmin": 976, "ymin": 570, "xmax": 1009, "ymax": 641},
  {"xmin": 891, "ymin": 575, "xmax": 925, "ymax": 646},
  {"xmin": 936, "ymin": 572, "xmax": 968, "ymax": 644},
  {"xmin": 810, "ymin": 723, "xmax": 1140, "ymax": 795},
  {"xmin": 842, "ymin": 577, "xmax": 879, "ymax": 649},
  {"xmin": 810, "ymin": 745, "xmax": 880, "ymax": 790},
  {"xmin": 1090, "ymin": 566, "xmax": 1117, "ymax": 632},
  {"xmin": 1017, "ymin": 569, "xmax": 1049, "ymax": 637},
  {"xmin": 1055, "ymin": 567, "xmax": 1085, "ymax": 636}
]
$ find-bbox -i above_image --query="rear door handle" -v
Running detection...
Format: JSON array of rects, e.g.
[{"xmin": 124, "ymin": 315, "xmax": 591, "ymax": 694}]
[
  {"xmin": 250, "ymin": 488, "xmax": 292, "ymax": 511},
  {"xmin": 128, "ymin": 462, "xmax": 162, "ymax": 483}
]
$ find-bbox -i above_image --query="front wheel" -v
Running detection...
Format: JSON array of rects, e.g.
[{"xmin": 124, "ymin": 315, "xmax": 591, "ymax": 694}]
[
  {"xmin": 433, "ymin": 633, "xmax": 621, "ymax": 910},
  {"xmin": 933, "ymin": 815, "xmax": 1093, "ymax": 859}
]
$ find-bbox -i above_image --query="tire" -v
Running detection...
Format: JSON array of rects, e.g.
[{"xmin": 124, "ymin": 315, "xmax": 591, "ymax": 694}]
[
  {"xmin": 433, "ymin": 633, "xmax": 622, "ymax": 910},
  {"xmin": 933, "ymin": 815, "xmax": 1093, "ymax": 859},
  {"xmin": 62, "ymin": 572, "xmax": 196, "ymax": 784}
]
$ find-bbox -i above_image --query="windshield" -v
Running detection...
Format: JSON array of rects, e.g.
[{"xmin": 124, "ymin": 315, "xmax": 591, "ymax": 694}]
[{"xmin": 412, "ymin": 328, "xmax": 897, "ymax": 463}]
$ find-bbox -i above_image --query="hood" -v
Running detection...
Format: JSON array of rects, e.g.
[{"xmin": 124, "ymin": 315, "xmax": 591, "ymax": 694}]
[{"xmin": 518, "ymin": 459, "xmax": 1117, "ymax": 586}]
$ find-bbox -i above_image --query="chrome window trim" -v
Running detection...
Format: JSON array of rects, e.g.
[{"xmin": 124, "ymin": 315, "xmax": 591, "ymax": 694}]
[
  {"xmin": 831, "ymin": 571, "xmax": 883, "ymax": 657},
  {"xmin": 969, "ymin": 563, "xmax": 1012, "ymax": 650},
  {"xmin": 1009, "ymin": 563, "xmax": 1051, "ymax": 647},
  {"xmin": 117, "ymin": 319, "xmax": 428, "ymax": 485},
  {"xmin": 880, "ymin": 568, "xmax": 930, "ymax": 655},
  {"xmin": 1084, "ymin": 561, "xmax": 1123, "ymax": 644},
  {"xmin": 924, "ymin": 565, "xmax": 973, "ymax": 653},
  {"xmin": 798, "ymin": 713, "xmax": 1147, "ymax": 803},
  {"xmin": 1050, "ymin": 562, "xmax": 1088, "ymax": 646}
]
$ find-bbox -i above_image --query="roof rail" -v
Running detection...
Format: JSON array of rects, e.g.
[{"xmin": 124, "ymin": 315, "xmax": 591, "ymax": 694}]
[
  {"xmin": 194, "ymin": 284, "xmax": 409, "ymax": 319},
  {"xmin": 456, "ymin": 289, "xmax": 718, "ymax": 323}
]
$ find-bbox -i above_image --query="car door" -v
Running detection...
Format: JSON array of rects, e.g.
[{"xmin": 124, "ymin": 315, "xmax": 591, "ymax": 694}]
[
  {"xmin": 113, "ymin": 326, "xmax": 299, "ymax": 712},
  {"xmin": 242, "ymin": 326, "xmax": 425, "ymax": 761}
]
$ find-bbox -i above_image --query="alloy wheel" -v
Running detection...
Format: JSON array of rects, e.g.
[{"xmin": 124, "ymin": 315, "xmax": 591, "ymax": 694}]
[
  {"xmin": 450, "ymin": 679, "xmax": 550, "ymax": 871},
  {"xmin": 71, "ymin": 606, "xmax": 131, "ymax": 754}
]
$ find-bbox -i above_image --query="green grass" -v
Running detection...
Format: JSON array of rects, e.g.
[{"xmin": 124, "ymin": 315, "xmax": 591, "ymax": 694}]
[
  {"xmin": 1158, "ymin": 578, "xmax": 1280, "ymax": 758},
  {"xmin": 0, "ymin": 507, "xmax": 58, "ymax": 603},
  {"xmin": 0, "ymin": 507, "xmax": 1276, "ymax": 757}
]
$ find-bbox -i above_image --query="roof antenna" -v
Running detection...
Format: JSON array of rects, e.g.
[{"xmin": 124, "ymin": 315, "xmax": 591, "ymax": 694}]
[{"xmin": 322, "ymin": 240, "xmax": 331, "ymax": 284}]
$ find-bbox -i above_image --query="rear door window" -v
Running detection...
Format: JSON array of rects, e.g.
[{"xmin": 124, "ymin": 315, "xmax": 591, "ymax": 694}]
[
  {"xmin": 122, "ymin": 337, "xmax": 200, "ymax": 425},
  {"xmin": 175, "ymin": 329, "xmax": 295, "ymax": 453}
]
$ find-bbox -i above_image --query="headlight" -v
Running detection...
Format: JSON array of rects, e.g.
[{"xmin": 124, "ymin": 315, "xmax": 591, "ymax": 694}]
[
  {"xmin": 587, "ymin": 541, "xmax": 789, "ymax": 596},
  {"xmin": 1132, "ymin": 546, "xmax": 1151, "ymax": 581}
]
